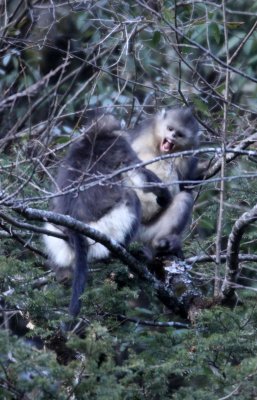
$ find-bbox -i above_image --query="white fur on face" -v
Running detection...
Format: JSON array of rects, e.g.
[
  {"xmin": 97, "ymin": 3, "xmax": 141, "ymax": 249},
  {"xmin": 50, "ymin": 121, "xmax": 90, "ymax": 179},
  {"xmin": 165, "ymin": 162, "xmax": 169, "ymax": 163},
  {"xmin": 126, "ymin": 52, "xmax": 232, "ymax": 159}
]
[
  {"xmin": 43, "ymin": 203, "xmax": 138, "ymax": 269},
  {"xmin": 157, "ymin": 110, "xmax": 200, "ymax": 151}
]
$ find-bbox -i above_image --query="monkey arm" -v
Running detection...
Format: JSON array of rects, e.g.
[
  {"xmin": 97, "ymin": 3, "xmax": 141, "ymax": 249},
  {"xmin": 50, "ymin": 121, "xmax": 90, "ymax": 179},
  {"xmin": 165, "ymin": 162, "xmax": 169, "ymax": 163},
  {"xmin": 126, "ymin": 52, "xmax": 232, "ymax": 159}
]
[
  {"xmin": 122, "ymin": 142, "xmax": 171, "ymax": 209},
  {"xmin": 176, "ymin": 156, "xmax": 200, "ymax": 190},
  {"xmin": 142, "ymin": 191, "xmax": 194, "ymax": 257},
  {"xmin": 127, "ymin": 167, "xmax": 171, "ymax": 209},
  {"xmin": 142, "ymin": 167, "xmax": 171, "ymax": 208}
]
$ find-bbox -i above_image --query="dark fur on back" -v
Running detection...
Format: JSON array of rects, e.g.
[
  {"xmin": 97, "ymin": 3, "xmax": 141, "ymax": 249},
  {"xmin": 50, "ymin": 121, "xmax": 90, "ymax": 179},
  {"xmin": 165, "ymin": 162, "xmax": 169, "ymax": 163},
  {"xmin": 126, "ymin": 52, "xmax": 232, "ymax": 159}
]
[
  {"xmin": 53, "ymin": 116, "xmax": 142, "ymax": 316},
  {"xmin": 53, "ymin": 120, "xmax": 140, "ymax": 222}
]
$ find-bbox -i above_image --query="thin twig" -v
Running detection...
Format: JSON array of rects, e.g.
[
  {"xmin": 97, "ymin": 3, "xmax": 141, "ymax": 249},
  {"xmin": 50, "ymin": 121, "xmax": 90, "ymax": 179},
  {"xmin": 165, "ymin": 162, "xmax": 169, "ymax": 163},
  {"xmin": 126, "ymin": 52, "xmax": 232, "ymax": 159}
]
[{"xmin": 215, "ymin": 0, "xmax": 230, "ymax": 297}]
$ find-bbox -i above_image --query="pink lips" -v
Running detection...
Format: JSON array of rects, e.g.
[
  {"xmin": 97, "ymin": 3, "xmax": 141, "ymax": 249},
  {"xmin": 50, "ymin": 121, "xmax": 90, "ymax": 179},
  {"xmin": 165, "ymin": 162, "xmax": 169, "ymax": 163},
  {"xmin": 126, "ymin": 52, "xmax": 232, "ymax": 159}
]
[{"xmin": 160, "ymin": 138, "xmax": 175, "ymax": 152}]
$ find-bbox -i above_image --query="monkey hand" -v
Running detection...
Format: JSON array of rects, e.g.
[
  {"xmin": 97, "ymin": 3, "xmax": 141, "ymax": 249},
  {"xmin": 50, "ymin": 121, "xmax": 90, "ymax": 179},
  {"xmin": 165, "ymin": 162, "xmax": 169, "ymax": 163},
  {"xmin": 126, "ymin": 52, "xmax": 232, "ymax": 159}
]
[
  {"xmin": 154, "ymin": 234, "xmax": 184, "ymax": 259},
  {"xmin": 139, "ymin": 168, "xmax": 171, "ymax": 207},
  {"xmin": 155, "ymin": 187, "xmax": 172, "ymax": 208}
]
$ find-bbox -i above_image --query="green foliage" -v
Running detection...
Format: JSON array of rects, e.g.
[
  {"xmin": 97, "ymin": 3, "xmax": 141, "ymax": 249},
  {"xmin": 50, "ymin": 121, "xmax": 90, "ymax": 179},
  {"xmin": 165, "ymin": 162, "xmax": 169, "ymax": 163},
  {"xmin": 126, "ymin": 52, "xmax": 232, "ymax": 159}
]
[
  {"xmin": 1, "ymin": 0, "xmax": 257, "ymax": 398},
  {"xmin": 1, "ymin": 235, "xmax": 257, "ymax": 399},
  {"xmin": 2, "ymin": 289, "xmax": 257, "ymax": 399},
  {"xmin": 0, "ymin": 331, "xmax": 72, "ymax": 400}
]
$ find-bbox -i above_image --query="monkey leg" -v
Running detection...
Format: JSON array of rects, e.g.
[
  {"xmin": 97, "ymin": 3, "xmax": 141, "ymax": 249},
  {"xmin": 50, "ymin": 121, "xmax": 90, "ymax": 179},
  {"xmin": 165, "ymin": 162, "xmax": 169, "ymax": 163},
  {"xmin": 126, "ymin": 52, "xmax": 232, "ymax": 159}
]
[{"xmin": 139, "ymin": 191, "xmax": 194, "ymax": 257}]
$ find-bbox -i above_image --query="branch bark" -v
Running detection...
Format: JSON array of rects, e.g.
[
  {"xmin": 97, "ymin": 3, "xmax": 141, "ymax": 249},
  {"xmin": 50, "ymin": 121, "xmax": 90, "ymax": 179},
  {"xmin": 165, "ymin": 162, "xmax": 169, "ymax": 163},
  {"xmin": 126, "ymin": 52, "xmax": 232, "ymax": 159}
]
[
  {"xmin": 203, "ymin": 130, "xmax": 257, "ymax": 180},
  {"xmin": 222, "ymin": 204, "xmax": 257, "ymax": 299},
  {"xmin": 214, "ymin": 0, "xmax": 230, "ymax": 297}
]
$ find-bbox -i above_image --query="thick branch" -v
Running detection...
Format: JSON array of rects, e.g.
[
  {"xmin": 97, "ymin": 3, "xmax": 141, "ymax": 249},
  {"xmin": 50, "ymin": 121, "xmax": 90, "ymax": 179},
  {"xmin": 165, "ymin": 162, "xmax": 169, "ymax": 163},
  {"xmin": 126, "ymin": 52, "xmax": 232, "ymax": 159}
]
[
  {"xmin": 11, "ymin": 205, "xmax": 186, "ymax": 314},
  {"xmin": 0, "ymin": 211, "xmax": 67, "ymax": 240},
  {"xmin": 222, "ymin": 204, "xmax": 257, "ymax": 298},
  {"xmin": 186, "ymin": 254, "xmax": 257, "ymax": 265}
]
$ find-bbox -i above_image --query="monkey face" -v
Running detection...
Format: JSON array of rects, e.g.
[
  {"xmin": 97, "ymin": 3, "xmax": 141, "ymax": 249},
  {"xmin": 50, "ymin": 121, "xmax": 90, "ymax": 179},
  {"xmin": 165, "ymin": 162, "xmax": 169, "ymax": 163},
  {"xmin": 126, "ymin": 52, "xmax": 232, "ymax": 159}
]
[
  {"xmin": 159, "ymin": 125, "xmax": 192, "ymax": 153},
  {"xmin": 157, "ymin": 109, "xmax": 199, "ymax": 154}
]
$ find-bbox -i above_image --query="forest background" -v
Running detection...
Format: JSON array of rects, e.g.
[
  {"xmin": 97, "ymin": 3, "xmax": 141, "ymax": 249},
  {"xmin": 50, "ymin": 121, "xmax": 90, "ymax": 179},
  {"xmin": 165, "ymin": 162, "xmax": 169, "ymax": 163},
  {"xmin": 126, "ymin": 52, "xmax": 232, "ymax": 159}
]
[{"xmin": 1, "ymin": 1, "xmax": 257, "ymax": 399}]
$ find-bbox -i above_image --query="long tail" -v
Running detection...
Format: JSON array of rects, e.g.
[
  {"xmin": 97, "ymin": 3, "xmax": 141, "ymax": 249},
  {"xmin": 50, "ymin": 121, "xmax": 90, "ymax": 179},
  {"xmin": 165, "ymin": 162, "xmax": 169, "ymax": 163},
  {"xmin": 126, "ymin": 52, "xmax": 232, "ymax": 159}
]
[{"xmin": 69, "ymin": 234, "xmax": 88, "ymax": 317}]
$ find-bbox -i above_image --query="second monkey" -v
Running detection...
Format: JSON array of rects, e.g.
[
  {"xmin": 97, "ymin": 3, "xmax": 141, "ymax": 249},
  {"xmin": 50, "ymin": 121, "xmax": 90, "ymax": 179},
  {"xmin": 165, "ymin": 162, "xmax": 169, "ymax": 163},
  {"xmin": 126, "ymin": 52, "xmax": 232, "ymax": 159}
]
[{"xmin": 128, "ymin": 107, "xmax": 200, "ymax": 257}]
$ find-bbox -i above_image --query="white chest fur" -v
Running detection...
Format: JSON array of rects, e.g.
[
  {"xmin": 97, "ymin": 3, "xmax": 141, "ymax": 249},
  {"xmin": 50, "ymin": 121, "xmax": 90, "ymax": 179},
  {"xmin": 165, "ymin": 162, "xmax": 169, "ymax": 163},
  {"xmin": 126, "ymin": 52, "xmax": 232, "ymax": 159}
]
[
  {"xmin": 151, "ymin": 159, "xmax": 180, "ymax": 197},
  {"xmin": 132, "ymin": 151, "xmax": 180, "ymax": 222}
]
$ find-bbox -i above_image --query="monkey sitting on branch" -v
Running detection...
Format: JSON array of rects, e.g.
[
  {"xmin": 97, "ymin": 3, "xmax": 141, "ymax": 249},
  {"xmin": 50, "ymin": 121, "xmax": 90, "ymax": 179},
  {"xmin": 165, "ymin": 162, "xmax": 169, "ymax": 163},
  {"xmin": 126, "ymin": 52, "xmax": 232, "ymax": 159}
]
[
  {"xmin": 43, "ymin": 114, "xmax": 171, "ymax": 316},
  {"xmin": 128, "ymin": 107, "xmax": 201, "ymax": 258}
]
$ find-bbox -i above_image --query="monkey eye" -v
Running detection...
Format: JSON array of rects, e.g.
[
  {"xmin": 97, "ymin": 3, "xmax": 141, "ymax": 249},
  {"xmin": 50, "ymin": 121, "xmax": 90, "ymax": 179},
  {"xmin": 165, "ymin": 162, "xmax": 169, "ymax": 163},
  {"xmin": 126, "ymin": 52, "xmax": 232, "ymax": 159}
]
[
  {"xmin": 176, "ymin": 130, "xmax": 184, "ymax": 137},
  {"xmin": 167, "ymin": 126, "xmax": 174, "ymax": 131}
]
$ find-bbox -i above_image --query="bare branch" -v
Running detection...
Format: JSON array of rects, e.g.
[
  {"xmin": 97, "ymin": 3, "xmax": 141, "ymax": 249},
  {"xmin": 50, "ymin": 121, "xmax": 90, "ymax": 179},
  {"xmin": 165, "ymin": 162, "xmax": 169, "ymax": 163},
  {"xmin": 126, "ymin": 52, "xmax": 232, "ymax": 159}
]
[
  {"xmin": 214, "ymin": 0, "xmax": 230, "ymax": 297},
  {"xmin": 0, "ymin": 211, "xmax": 67, "ymax": 240},
  {"xmin": 0, "ymin": 220, "xmax": 46, "ymax": 258},
  {"xmin": 136, "ymin": 0, "xmax": 257, "ymax": 84},
  {"xmin": 0, "ymin": 64, "xmax": 67, "ymax": 112},
  {"xmin": 203, "ymin": 130, "xmax": 257, "ymax": 180},
  {"xmin": 186, "ymin": 254, "xmax": 257, "ymax": 265},
  {"xmin": 222, "ymin": 204, "xmax": 257, "ymax": 299},
  {"xmin": 108, "ymin": 313, "xmax": 189, "ymax": 328}
]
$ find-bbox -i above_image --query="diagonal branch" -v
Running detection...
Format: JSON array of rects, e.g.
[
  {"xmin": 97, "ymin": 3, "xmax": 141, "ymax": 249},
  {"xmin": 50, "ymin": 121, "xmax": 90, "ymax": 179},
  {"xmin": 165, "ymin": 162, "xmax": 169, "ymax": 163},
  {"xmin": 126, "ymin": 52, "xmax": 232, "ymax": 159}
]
[{"xmin": 10, "ymin": 205, "xmax": 186, "ymax": 314}]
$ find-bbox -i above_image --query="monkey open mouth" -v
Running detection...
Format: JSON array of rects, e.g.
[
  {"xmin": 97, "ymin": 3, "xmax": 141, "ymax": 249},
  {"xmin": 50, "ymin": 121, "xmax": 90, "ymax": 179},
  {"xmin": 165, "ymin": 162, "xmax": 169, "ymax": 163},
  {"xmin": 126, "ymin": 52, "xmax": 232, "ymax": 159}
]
[{"xmin": 161, "ymin": 138, "xmax": 175, "ymax": 152}]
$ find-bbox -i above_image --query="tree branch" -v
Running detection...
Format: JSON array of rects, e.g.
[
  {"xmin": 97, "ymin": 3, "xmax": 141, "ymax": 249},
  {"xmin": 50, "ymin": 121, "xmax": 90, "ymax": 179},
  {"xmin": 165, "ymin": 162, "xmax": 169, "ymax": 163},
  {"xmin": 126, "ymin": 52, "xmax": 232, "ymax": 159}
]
[
  {"xmin": 222, "ymin": 204, "xmax": 257, "ymax": 299},
  {"xmin": 186, "ymin": 254, "xmax": 257, "ymax": 265},
  {"xmin": 111, "ymin": 313, "xmax": 189, "ymax": 328},
  {"xmin": 0, "ymin": 64, "xmax": 67, "ymax": 112},
  {"xmin": 10, "ymin": 205, "xmax": 187, "ymax": 314},
  {"xmin": 203, "ymin": 130, "xmax": 257, "ymax": 180}
]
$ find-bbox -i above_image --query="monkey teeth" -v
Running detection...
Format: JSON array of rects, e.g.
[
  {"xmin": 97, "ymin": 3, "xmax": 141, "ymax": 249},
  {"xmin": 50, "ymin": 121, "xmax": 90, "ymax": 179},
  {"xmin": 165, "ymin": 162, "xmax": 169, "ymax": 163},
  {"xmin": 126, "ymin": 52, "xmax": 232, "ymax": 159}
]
[{"xmin": 161, "ymin": 138, "xmax": 174, "ymax": 152}]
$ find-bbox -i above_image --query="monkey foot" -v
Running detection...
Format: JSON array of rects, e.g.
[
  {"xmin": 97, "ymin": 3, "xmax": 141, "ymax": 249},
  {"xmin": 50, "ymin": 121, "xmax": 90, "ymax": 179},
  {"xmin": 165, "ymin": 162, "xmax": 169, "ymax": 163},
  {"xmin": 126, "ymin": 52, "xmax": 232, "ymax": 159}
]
[{"xmin": 154, "ymin": 234, "xmax": 184, "ymax": 259}]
